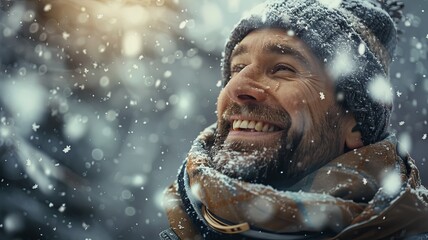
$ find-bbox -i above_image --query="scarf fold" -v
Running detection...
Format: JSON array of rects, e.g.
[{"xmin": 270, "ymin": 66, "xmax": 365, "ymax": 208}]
[{"xmin": 164, "ymin": 124, "xmax": 428, "ymax": 240}]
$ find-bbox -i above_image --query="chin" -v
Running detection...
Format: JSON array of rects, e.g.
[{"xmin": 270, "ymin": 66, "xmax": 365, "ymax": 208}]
[{"xmin": 210, "ymin": 138, "xmax": 283, "ymax": 184}]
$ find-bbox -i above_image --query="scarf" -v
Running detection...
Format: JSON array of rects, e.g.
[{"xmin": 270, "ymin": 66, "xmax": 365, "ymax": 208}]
[{"xmin": 163, "ymin": 124, "xmax": 428, "ymax": 240}]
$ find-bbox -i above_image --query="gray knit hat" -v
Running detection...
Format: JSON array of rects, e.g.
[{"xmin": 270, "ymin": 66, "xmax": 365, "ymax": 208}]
[{"xmin": 221, "ymin": 0, "xmax": 404, "ymax": 145}]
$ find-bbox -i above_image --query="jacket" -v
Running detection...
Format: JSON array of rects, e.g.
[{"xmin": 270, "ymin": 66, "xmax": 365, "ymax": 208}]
[{"xmin": 161, "ymin": 125, "xmax": 428, "ymax": 240}]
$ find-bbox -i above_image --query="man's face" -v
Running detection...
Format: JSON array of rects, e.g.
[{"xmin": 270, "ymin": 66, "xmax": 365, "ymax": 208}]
[{"xmin": 211, "ymin": 28, "xmax": 351, "ymax": 186}]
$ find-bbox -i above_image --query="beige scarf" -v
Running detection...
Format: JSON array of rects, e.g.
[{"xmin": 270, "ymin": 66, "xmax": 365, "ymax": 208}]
[{"xmin": 164, "ymin": 125, "xmax": 428, "ymax": 240}]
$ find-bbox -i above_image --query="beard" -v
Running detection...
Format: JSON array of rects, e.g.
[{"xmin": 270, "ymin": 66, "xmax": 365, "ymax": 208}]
[{"xmin": 209, "ymin": 103, "xmax": 344, "ymax": 187}]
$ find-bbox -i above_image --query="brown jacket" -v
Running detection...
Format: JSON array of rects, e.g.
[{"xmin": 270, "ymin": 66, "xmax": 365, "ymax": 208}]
[{"xmin": 162, "ymin": 128, "xmax": 428, "ymax": 240}]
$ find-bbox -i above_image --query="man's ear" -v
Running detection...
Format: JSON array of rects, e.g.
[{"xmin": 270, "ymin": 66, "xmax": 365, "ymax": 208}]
[{"xmin": 344, "ymin": 115, "xmax": 364, "ymax": 150}]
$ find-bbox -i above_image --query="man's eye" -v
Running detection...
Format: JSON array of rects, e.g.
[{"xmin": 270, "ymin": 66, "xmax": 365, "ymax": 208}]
[
  {"xmin": 271, "ymin": 64, "xmax": 296, "ymax": 74},
  {"xmin": 231, "ymin": 64, "xmax": 247, "ymax": 74}
]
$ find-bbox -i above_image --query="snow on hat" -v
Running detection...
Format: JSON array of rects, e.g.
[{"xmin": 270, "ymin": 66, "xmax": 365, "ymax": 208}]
[{"xmin": 221, "ymin": 0, "xmax": 404, "ymax": 145}]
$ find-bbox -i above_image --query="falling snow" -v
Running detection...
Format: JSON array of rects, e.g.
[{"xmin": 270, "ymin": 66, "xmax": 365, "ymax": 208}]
[
  {"xmin": 358, "ymin": 43, "xmax": 366, "ymax": 55},
  {"xmin": 82, "ymin": 222, "xmax": 89, "ymax": 230},
  {"xmin": 368, "ymin": 75, "xmax": 393, "ymax": 104},
  {"xmin": 62, "ymin": 32, "xmax": 70, "ymax": 40},
  {"xmin": 396, "ymin": 91, "xmax": 402, "ymax": 97},
  {"xmin": 44, "ymin": 4, "xmax": 52, "ymax": 12},
  {"xmin": 382, "ymin": 172, "xmax": 402, "ymax": 197},
  {"xmin": 330, "ymin": 50, "xmax": 354, "ymax": 78},
  {"xmin": 62, "ymin": 145, "xmax": 71, "ymax": 153},
  {"xmin": 58, "ymin": 204, "xmax": 66, "ymax": 213},
  {"xmin": 0, "ymin": 1, "xmax": 427, "ymax": 239},
  {"xmin": 32, "ymin": 122, "xmax": 40, "ymax": 132}
]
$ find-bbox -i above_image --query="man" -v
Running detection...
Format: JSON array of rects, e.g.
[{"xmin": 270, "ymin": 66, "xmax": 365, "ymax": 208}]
[{"xmin": 161, "ymin": 0, "xmax": 428, "ymax": 239}]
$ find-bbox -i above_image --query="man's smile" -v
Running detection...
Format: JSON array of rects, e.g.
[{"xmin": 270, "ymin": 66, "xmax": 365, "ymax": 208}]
[
  {"xmin": 225, "ymin": 116, "xmax": 284, "ymax": 141},
  {"xmin": 232, "ymin": 119, "xmax": 279, "ymax": 132}
]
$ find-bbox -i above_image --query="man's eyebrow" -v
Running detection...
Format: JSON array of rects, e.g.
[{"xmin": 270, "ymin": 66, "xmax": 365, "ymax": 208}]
[
  {"xmin": 230, "ymin": 42, "xmax": 310, "ymax": 66},
  {"xmin": 230, "ymin": 44, "xmax": 248, "ymax": 59},
  {"xmin": 263, "ymin": 43, "xmax": 309, "ymax": 65}
]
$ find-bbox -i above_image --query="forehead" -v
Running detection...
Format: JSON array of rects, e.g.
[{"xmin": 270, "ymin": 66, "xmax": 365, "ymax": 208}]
[
  {"xmin": 231, "ymin": 28, "xmax": 317, "ymax": 63},
  {"xmin": 239, "ymin": 28, "xmax": 297, "ymax": 44}
]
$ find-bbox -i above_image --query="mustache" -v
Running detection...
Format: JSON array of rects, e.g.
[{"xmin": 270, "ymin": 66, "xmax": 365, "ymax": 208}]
[{"xmin": 221, "ymin": 103, "xmax": 291, "ymax": 128}]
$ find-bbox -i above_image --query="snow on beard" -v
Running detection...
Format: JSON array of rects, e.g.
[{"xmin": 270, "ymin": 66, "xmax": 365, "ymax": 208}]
[
  {"xmin": 210, "ymin": 102, "xmax": 346, "ymax": 186},
  {"xmin": 209, "ymin": 103, "xmax": 293, "ymax": 184}
]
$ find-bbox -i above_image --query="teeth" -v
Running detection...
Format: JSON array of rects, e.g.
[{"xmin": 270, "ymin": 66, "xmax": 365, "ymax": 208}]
[
  {"xmin": 248, "ymin": 121, "xmax": 256, "ymax": 129},
  {"xmin": 255, "ymin": 122, "xmax": 263, "ymax": 131},
  {"xmin": 240, "ymin": 120, "xmax": 249, "ymax": 129},
  {"xmin": 232, "ymin": 119, "xmax": 277, "ymax": 132},
  {"xmin": 233, "ymin": 119, "xmax": 242, "ymax": 129},
  {"xmin": 262, "ymin": 124, "xmax": 269, "ymax": 132}
]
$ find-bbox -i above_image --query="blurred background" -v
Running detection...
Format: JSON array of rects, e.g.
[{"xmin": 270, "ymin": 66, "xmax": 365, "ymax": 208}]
[{"xmin": 0, "ymin": 0, "xmax": 427, "ymax": 239}]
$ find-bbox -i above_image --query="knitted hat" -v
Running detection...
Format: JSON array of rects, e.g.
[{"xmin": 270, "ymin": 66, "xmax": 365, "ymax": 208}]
[{"xmin": 221, "ymin": 0, "xmax": 404, "ymax": 145}]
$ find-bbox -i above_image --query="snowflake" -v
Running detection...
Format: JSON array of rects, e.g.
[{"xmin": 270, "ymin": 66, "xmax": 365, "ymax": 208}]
[
  {"xmin": 164, "ymin": 70, "xmax": 172, "ymax": 78},
  {"xmin": 422, "ymin": 134, "xmax": 427, "ymax": 140},
  {"xmin": 382, "ymin": 172, "xmax": 402, "ymax": 197},
  {"xmin": 58, "ymin": 204, "xmax": 66, "ymax": 213},
  {"xmin": 44, "ymin": 4, "xmax": 52, "ymax": 12},
  {"xmin": 358, "ymin": 43, "xmax": 366, "ymax": 55},
  {"xmin": 363, "ymin": 178, "xmax": 368, "ymax": 185},
  {"xmin": 319, "ymin": 92, "xmax": 325, "ymax": 100},
  {"xmin": 62, "ymin": 32, "xmax": 70, "ymax": 40},
  {"xmin": 399, "ymin": 121, "xmax": 405, "ymax": 126},
  {"xmin": 63, "ymin": 145, "xmax": 71, "ymax": 153},
  {"xmin": 82, "ymin": 222, "xmax": 90, "ymax": 230},
  {"xmin": 396, "ymin": 91, "xmax": 402, "ymax": 97},
  {"xmin": 32, "ymin": 122, "xmax": 40, "ymax": 132},
  {"xmin": 179, "ymin": 20, "xmax": 187, "ymax": 29},
  {"xmin": 368, "ymin": 76, "xmax": 392, "ymax": 104}
]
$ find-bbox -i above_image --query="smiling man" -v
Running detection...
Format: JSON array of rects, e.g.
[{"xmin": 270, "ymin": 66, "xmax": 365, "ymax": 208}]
[
  {"xmin": 161, "ymin": 0, "xmax": 428, "ymax": 240},
  {"xmin": 211, "ymin": 28, "xmax": 361, "ymax": 187}
]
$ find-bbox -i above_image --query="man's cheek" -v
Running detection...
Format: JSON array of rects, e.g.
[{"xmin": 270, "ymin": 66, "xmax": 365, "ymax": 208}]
[
  {"xmin": 216, "ymin": 90, "xmax": 228, "ymax": 119},
  {"xmin": 280, "ymin": 95, "xmax": 312, "ymax": 136}
]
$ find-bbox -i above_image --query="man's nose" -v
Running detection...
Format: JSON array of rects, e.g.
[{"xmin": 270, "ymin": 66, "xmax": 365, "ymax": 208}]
[{"xmin": 224, "ymin": 65, "xmax": 268, "ymax": 104}]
